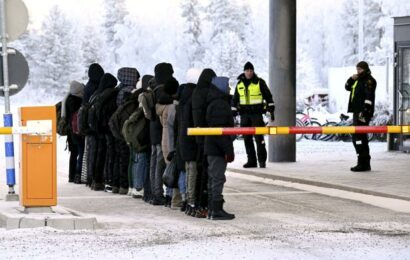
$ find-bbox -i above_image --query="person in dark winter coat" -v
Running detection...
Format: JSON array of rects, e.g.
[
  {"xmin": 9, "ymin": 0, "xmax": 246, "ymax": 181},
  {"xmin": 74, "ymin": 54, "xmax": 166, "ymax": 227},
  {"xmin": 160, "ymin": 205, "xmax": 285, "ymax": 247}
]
[
  {"xmin": 205, "ymin": 76, "xmax": 235, "ymax": 220},
  {"xmin": 147, "ymin": 63, "xmax": 174, "ymax": 205},
  {"xmin": 83, "ymin": 63, "xmax": 104, "ymax": 104},
  {"xmin": 191, "ymin": 68, "xmax": 216, "ymax": 217},
  {"xmin": 113, "ymin": 67, "xmax": 140, "ymax": 195},
  {"xmin": 62, "ymin": 81, "xmax": 85, "ymax": 183},
  {"xmin": 130, "ymin": 74, "xmax": 154, "ymax": 201},
  {"xmin": 345, "ymin": 61, "xmax": 377, "ymax": 172},
  {"xmin": 177, "ymin": 83, "xmax": 198, "ymax": 215},
  {"xmin": 82, "ymin": 64, "xmax": 105, "ymax": 187},
  {"xmin": 232, "ymin": 61, "xmax": 274, "ymax": 169},
  {"xmin": 90, "ymin": 73, "xmax": 118, "ymax": 191}
]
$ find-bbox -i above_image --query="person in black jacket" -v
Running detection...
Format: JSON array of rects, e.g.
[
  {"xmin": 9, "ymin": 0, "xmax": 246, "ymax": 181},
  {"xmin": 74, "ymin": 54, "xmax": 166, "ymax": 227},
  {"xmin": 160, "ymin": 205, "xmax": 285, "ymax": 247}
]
[
  {"xmin": 90, "ymin": 73, "xmax": 118, "ymax": 191},
  {"xmin": 192, "ymin": 68, "xmax": 216, "ymax": 218},
  {"xmin": 232, "ymin": 62, "xmax": 275, "ymax": 169},
  {"xmin": 149, "ymin": 63, "xmax": 174, "ymax": 205},
  {"xmin": 345, "ymin": 61, "xmax": 377, "ymax": 172},
  {"xmin": 177, "ymin": 83, "xmax": 198, "ymax": 216},
  {"xmin": 62, "ymin": 81, "xmax": 85, "ymax": 183},
  {"xmin": 82, "ymin": 64, "xmax": 104, "ymax": 187},
  {"xmin": 205, "ymin": 76, "xmax": 235, "ymax": 220}
]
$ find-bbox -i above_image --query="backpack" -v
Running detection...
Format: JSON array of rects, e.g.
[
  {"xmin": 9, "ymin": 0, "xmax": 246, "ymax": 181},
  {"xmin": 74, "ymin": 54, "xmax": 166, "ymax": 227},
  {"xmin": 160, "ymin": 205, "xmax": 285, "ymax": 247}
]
[
  {"xmin": 77, "ymin": 94, "xmax": 98, "ymax": 135},
  {"xmin": 71, "ymin": 109, "xmax": 80, "ymax": 135},
  {"xmin": 139, "ymin": 89, "xmax": 156, "ymax": 120},
  {"xmin": 88, "ymin": 89, "xmax": 117, "ymax": 134},
  {"xmin": 122, "ymin": 107, "xmax": 148, "ymax": 152},
  {"xmin": 109, "ymin": 98, "xmax": 139, "ymax": 140},
  {"xmin": 56, "ymin": 101, "xmax": 69, "ymax": 136}
]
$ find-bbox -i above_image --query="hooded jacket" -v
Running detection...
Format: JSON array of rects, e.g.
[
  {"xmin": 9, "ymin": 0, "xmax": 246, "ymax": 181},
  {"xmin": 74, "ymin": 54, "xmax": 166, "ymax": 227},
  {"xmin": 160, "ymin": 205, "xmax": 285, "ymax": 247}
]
[
  {"xmin": 177, "ymin": 83, "xmax": 197, "ymax": 162},
  {"xmin": 83, "ymin": 63, "xmax": 104, "ymax": 104},
  {"xmin": 116, "ymin": 67, "xmax": 140, "ymax": 106},
  {"xmin": 204, "ymin": 77, "xmax": 234, "ymax": 157},
  {"xmin": 192, "ymin": 68, "xmax": 217, "ymax": 144},
  {"xmin": 150, "ymin": 63, "xmax": 175, "ymax": 146}
]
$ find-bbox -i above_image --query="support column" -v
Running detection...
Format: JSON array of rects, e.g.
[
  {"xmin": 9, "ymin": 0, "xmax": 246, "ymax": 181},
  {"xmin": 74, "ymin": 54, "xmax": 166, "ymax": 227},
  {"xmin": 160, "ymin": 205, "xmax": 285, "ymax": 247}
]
[{"xmin": 269, "ymin": 0, "xmax": 297, "ymax": 162}]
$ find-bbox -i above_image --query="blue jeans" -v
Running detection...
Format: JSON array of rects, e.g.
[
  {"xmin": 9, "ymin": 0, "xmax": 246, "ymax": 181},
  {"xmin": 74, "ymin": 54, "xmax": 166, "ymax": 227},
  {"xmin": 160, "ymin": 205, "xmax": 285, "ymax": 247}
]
[
  {"xmin": 132, "ymin": 152, "xmax": 150, "ymax": 191},
  {"xmin": 178, "ymin": 171, "xmax": 186, "ymax": 194}
]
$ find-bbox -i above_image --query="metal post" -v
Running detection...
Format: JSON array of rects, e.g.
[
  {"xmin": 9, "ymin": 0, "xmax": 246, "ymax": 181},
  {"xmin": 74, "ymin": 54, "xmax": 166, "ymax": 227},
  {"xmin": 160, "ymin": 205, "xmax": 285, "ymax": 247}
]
[
  {"xmin": 269, "ymin": 0, "xmax": 297, "ymax": 162},
  {"xmin": 358, "ymin": 0, "xmax": 364, "ymax": 61},
  {"xmin": 1, "ymin": 0, "xmax": 18, "ymax": 200}
]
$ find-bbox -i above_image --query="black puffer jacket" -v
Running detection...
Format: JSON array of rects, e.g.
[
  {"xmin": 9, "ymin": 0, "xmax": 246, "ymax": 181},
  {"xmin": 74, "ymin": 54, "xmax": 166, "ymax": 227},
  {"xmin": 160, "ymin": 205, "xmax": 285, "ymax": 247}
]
[
  {"xmin": 94, "ymin": 73, "xmax": 118, "ymax": 134},
  {"xmin": 83, "ymin": 63, "xmax": 104, "ymax": 104},
  {"xmin": 177, "ymin": 83, "xmax": 197, "ymax": 162},
  {"xmin": 204, "ymin": 81, "xmax": 234, "ymax": 157},
  {"xmin": 345, "ymin": 71, "xmax": 377, "ymax": 118},
  {"xmin": 192, "ymin": 68, "xmax": 216, "ymax": 144}
]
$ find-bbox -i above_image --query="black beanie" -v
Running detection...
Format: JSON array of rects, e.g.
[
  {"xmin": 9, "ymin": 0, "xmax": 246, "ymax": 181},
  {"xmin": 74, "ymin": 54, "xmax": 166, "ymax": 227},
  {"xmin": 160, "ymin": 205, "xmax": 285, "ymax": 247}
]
[
  {"xmin": 244, "ymin": 61, "xmax": 254, "ymax": 71},
  {"xmin": 356, "ymin": 61, "xmax": 369, "ymax": 71}
]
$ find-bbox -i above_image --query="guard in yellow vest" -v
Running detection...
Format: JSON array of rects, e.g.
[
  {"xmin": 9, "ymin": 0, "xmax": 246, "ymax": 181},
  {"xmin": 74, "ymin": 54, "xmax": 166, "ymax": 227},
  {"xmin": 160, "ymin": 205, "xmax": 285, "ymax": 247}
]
[
  {"xmin": 232, "ymin": 62, "xmax": 275, "ymax": 168},
  {"xmin": 345, "ymin": 61, "xmax": 377, "ymax": 172}
]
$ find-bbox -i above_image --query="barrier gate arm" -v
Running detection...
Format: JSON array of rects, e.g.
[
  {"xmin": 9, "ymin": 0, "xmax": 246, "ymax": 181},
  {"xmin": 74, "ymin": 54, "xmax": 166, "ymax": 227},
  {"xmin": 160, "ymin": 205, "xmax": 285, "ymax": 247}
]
[
  {"xmin": 187, "ymin": 126, "xmax": 410, "ymax": 136},
  {"xmin": 0, "ymin": 120, "xmax": 53, "ymax": 136}
]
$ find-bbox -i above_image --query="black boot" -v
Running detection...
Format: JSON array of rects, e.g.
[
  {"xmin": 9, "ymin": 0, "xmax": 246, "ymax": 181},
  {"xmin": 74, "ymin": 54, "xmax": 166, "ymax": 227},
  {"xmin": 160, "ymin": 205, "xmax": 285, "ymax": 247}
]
[
  {"xmin": 74, "ymin": 174, "xmax": 82, "ymax": 184},
  {"xmin": 164, "ymin": 195, "xmax": 172, "ymax": 208},
  {"xmin": 211, "ymin": 200, "xmax": 235, "ymax": 220},
  {"xmin": 351, "ymin": 157, "xmax": 371, "ymax": 172},
  {"xmin": 259, "ymin": 162, "xmax": 266, "ymax": 168},
  {"xmin": 243, "ymin": 161, "xmax": 257, "ymax": 168},
  {"xmin": 180, "ymin": 201, "xmax": 187, "ymax": 212}
]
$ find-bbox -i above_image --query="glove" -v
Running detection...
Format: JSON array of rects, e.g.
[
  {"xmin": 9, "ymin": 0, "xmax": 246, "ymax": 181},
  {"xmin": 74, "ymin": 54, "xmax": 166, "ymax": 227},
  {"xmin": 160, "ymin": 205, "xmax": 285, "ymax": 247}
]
[
  {"xmin": 358, "ymin": 112, "xmax": 367, "ymax": 123},
  {"xmin": 267, "ymin": 105, "xmax": 275, "ymax": 121},
  {"xmin": 225, "ymin": 153, "xmax": 235, "ymax": 163},
  {"xmin": 363, "ymin": 103, "xmax": 372, "ymax": 119},
  {"xmin": 232, "ymin": 107, "xmax": 239, "ymax": 118},
  {"xmin": 167, "ymin": 151, "xmax": 176, "ymax": 161}
]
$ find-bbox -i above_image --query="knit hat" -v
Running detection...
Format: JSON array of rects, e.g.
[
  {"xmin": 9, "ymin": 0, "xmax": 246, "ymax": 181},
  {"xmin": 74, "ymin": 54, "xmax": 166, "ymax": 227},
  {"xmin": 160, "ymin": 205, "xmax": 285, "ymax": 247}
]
[
  {"xmin": 244, "ymin": 61, "xmax": 254, "ymax": 71},
  {"xmin": 69, "ymin": 80, "xmax": 84, "ymax": 98},
  {"xmin": 356, "ymin": 61, "xmax": 369, "ymax": 71}
]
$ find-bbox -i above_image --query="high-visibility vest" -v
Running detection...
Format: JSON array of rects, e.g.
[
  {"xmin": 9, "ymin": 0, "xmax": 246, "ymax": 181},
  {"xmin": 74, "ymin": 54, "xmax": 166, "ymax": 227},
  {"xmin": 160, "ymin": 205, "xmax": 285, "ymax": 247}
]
[{"xmin": 237, "ymin": 81, "xmax": 263, "ymax": 105}]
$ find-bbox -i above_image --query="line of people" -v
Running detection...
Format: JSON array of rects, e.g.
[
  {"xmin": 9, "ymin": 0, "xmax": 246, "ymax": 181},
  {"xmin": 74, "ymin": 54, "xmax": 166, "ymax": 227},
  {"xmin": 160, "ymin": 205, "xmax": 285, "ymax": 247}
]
[{"xmin": 60, "ymin": 62, "xmax": 276, "ymax": 220}]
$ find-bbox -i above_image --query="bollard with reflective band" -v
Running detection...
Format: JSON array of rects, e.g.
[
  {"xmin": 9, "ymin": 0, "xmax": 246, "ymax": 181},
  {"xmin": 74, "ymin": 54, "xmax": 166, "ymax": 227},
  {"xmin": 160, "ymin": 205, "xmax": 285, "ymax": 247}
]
[
  {"xmin": 3, "ymin": 114, "xmax": 16, "ymax": 187},
  {"xmin": 188, "ymin": 126, "xmax": 410, "ymax": 136}
]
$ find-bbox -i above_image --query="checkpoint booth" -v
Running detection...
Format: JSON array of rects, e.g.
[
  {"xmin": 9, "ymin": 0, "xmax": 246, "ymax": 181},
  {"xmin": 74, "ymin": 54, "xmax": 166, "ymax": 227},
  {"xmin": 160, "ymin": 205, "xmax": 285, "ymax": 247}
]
[{"xmin": 392, "ymin": 16, "xmax": 410, "ymax": 152}]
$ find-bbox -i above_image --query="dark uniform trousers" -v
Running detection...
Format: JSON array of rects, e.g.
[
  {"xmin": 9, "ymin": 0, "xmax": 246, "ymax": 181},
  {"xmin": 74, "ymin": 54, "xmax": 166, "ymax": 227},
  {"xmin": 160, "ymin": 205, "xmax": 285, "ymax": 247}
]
[
  {"xmin": 240, "ymin": 114, "xmax": 267, "ymax": 164},
  {"xmin": 352, "ymin": 113, "xmax": 371, "ymax": 162}
]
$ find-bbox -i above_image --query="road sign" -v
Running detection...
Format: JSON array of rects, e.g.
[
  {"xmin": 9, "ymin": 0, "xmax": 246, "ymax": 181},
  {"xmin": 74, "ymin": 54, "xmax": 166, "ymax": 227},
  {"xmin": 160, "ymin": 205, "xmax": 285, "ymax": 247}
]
[
  {"xmin": 0, "ymin": 47, "xmax": 29, "ymax": 96},
  {"xmin": 0, "ymin": 0, "xmax": 29, "ymax": 42}
]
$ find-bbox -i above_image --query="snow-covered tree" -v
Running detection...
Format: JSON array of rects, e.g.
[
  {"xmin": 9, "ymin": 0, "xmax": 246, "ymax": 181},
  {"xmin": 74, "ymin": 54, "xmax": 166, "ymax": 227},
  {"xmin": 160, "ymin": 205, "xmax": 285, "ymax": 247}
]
[
  {"xmin": 35, "ymin": 5, "xmax": 83, "ymax": 98},
  {"xmin": 81, "ymin": 25, "xmax": 104, "ymax": 81},
  {"xmin": 181, "ymin": 0, "xmax": 204, "ymax": 68},
  {"xmin": 102, "ymin": 0, "xmax": 128, "ymax": 69}
]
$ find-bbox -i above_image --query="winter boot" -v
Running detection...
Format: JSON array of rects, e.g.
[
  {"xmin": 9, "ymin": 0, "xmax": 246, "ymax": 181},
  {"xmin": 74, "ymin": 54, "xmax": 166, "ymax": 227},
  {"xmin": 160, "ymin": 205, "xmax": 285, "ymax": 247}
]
[
  {"xmin": 74, "ymin": 174, "xmax": 82, "ymax": 184},
  {"xmin": 195, "ymin": 207, "xmax": 208, "ymax": 218},
  {"xmin": 210, "ymin": 200, "xmax": 235, "ymax": 220},
  {"xmin": 112, "ymin": 186, "xmax": 119, "ymax": 194},
  {"xmin": 93, "ymin": 183, "xmax": 105, "ymax": 191},
  {"xmin": 180, "ymin": 201, "xmax": 187, "ymax": 212},
  {"xmin": 351, "ymin": 157, "xmax": 371, "ymax": 172},
  {"xmin": 119, "ymin": 187, "xmax": 129, "ymax": 195},
  {"xmin": 243, "ymin": 161, "xmax": 257, "ymax": 168},
  {"xmin": 164, "ymin": 195, "xmax": 172, "ymax": 208},
  {"xmin": 259, "ymin": 162, "xmax": 266, "ymax": 168},
  {"xmin": 151, "ymin": 196, "xmax": 165, "ymax": 206}
]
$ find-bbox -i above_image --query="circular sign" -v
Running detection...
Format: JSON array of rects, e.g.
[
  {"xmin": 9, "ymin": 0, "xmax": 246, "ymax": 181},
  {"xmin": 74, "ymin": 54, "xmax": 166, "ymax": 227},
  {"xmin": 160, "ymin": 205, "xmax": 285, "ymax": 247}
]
[
  {"xmin": 0, "ymin": 47, "xmax": 29, "ymax": 96},
  {"xmin": 0, "ymin": 0, "xmax": 29, "ymax": 42}
]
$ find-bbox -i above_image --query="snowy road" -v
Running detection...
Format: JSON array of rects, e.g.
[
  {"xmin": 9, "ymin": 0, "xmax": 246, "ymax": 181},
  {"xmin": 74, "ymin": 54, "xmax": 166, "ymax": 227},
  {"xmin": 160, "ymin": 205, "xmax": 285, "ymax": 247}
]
[{"xmin": 1, "ymin": 172, "xmax": 410, "ymax": 259}]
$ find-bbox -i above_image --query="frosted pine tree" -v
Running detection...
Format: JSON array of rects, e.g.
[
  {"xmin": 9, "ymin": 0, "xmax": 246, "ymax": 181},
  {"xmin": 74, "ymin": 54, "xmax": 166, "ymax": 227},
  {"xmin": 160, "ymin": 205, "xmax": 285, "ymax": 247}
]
[
  {"xmin": 81, "ymin": 25, "xmax": 104, "ymax": 81},
  {"xmin": 181, "ymin": 0, "xmax": 204, "ymax": 68},
  {"xmin": 102, "ymin": 0, "xmax": 128, "ymax": 69},
  {"xmin": 36, "ymin": 6, "xmax": 83, "ymax": 99}
]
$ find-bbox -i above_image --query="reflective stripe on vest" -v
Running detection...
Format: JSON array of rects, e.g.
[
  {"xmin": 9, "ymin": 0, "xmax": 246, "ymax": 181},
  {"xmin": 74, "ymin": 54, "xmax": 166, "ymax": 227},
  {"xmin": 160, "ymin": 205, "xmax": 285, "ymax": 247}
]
[
  {"xmin": 351, "ymin": 80, "xmax": 358, "ymax": 102},
  {"xmin": 237, "ymin": 81, "xmax": 263, "ymax": 105}
]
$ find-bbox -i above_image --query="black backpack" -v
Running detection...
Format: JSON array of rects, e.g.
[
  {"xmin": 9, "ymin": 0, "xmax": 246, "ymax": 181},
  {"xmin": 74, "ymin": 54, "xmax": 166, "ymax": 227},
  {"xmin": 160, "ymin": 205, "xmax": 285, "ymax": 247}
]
[
  {"xmin": 77, "ymin": 94, "xmax": 98, "ymax": 136},
  {"xmin": 56, "ymin": 101, "xmax": 69, "ymax": 136}
]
